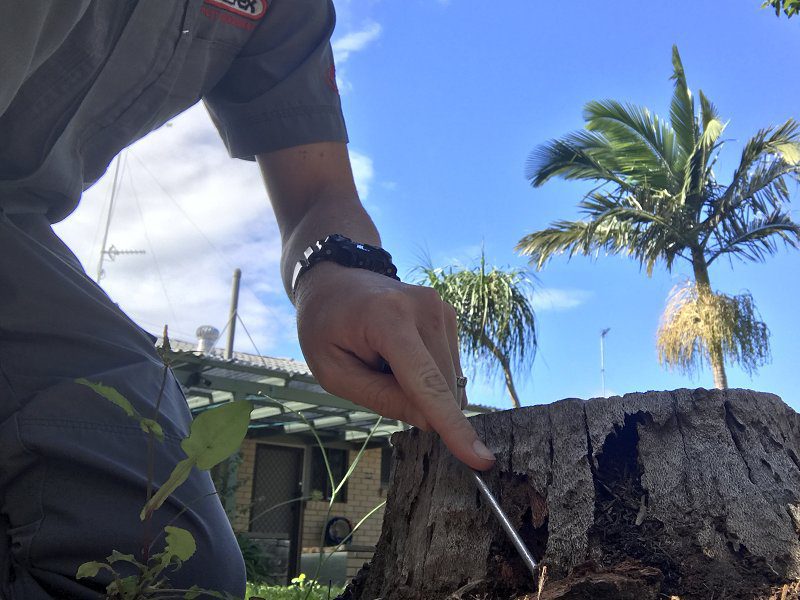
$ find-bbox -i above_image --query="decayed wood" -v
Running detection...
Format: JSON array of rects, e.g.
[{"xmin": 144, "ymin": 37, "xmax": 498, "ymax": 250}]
[{"xmin": 341, "ymin": 389, "xmax": 800, "ymax": 600}]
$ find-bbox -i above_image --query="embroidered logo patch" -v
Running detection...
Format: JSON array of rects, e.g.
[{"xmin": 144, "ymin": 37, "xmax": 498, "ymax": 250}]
[
  {"xmin": 205, "ymin": 0, "xmax": 268, "ymax": 20},
  {"xmin": 326, "ymin": 63, "xmax": 339, "ymax": 94}
]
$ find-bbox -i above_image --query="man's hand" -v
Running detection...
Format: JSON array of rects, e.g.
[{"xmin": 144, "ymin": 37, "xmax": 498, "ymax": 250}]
[
  {"xmin": 294, "ymin": 261, "xmax": 496, "ymax": 470},
  {"xmin": 257, "ymin": 142, "xmax": 495, "ymax": 471}
]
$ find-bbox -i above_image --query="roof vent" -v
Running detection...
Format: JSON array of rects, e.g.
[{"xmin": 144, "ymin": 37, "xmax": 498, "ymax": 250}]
[{"xmin": 195, "ymin": 325, "xmax": 220, "ymax": 354}]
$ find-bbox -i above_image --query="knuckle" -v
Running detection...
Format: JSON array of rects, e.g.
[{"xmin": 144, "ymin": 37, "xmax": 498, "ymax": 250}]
[
  {"xmin": 360, "ymin": 378, "xmax": 396, "ymax": 412},
  {"xmin": 419, "ymin": 366, "xmax": 452, "ymax": 398},
  {"xmin": 415, "ymin": 286, "xmax": 442, "ymax": 308},
  {"xmin": 443, "ymin": 301, "xmax": 458, "ymax": 321},
  {"xmin": 312, "ymin": 366, "xmax": 337, "ymax": 393},
  {"xmin": 373, "ymin": 288, "xmax": 411, "ymax": 318}
]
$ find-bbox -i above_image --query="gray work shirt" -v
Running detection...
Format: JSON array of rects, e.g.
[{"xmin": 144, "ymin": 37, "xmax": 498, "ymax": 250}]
[{"xmin": 0, "ymin": 0, "xmax": 348, "ymax": 223}]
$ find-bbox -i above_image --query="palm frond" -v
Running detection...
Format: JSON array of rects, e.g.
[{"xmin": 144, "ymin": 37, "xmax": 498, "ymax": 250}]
[
  {"xmin": 721, "ymin": 119, "xmax": 800, "ymax": 205},
  {"xmin": 516, "ymin": 198, "xmax": 690, "ymax": 276},
  {"xmin": 415, "ymin": 256, "xmax": 538, "ymax": 383},
  {"xmin": 669, "ymin": 45, "xmax": 697, "ymax": 158},
  {"xmin": 516, "ymin": 219, "xmax": 597, "ymax": 270},
  {"xmin": 698, "ymin": 90, "xmax": 726, "ymax": 151},
  {"xmin": 525, "ymin": 131, "xmax": 632, "ymax": 188},
  {"xmin": 657, "ymin": 282, "xmax": 770, "ymax": 378},
  {"xmin": 579, "ymin": 191, "xmax": 691, "ymax": 246},
  {"xmin": 706, "ymin": 209, "xmax": 800, "ymax": 265},
  {"xmin": 702, "ymin": 121, "xmax": 800, "ymax": 238},
  {"xmin": 583, "ymin": 99, "xmax": 681, "ymax": 189}
]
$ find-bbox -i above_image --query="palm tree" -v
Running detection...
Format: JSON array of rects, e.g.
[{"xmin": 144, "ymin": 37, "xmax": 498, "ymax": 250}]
[
  {"xmin": 517, "ymin": 45, "xmax": 800, "ymax": 389},
  {"xmin": 762, "ymin": 0, "xmax": 799, "ymax": 18},
  {"xmin": 416, "ymin": 252, "xmax": 537, "ymax": 408}
]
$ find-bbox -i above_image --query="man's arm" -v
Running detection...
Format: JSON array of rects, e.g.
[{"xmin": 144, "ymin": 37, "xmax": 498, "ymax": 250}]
[{"xmin": 257, "ymin": 141, "xmax": 496, "ymax": 471}]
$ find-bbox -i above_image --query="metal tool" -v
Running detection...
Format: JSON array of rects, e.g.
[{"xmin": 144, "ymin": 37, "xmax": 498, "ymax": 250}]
[
  {"xmin": 377, "ymin": 361, "xmax": 538, "ymax": 576},
  {"xmin": 468, "ymin": 469, "xmax": 539, "ymax": 578}
]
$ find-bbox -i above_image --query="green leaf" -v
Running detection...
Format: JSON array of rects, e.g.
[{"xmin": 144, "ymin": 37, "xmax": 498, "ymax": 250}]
[
  {"xmin": 106, "ymin": 550, "xmax": 143, "ymax": 569},
  {"xmin": 774, "ymin": 141, "xmax": 800, "ymax": 165},
  {"xmin": 140, "ymin": 457, "xmax": 196, "ymax": 520},
  {"xmin": 164, "ymin": 526, "xmax": 196, "ymax": 562},
  {"xmin": 76, "ymin": 561, "xmax": 110, "ymax": 580},
  {"xmin": 107, "ymin": 575, "xmax": 139, "ymax": 598},
  {"xmin": 77, "ymin": 379, "xmax": 165, "ymax": 442},
  {"xmin": 181, "ymin": 401, "xmax": 253, "ymax": 471},
  {"xmin": 140, "ymin": 401, "xmax": 251, "ymax": 519},
  {"xmin": 139, "ymin": 418, "xmax": 165, "ymax": 442},
  {"xmin": 76, "ymin": 379, "xmax": 135, "ymax": 417}
]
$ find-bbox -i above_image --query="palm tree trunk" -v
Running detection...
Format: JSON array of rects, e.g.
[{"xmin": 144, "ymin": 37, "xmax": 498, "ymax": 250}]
[
  {"xmin": 479, "ymin": 334, "xmax": 522, "ymax": 408},
  {"xmin": 691, "ymin": 248, "xmax": 729, "ymax": 389}
]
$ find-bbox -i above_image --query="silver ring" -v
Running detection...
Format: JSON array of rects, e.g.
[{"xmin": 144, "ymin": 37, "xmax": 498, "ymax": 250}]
[{"xmin": 456, "ymin": 376, "xmax": 468, "ymax": 388}]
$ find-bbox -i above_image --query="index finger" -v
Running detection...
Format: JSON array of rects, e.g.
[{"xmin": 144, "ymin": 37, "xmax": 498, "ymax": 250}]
[{"xmin": 379, "ymin": 330, "xmax": 496, "ymax": 471}]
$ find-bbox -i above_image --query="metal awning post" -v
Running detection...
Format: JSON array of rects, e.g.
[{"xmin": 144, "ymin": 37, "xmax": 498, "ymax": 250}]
[{"xmin": 225, "ymin": 268, "xmax": 242, "ymax": 360}]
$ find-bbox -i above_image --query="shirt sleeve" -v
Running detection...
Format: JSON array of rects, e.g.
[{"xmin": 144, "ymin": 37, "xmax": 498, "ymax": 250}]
[{"xmin": 203, "ymin": 0, "xmax": 348, "ymax": 160}]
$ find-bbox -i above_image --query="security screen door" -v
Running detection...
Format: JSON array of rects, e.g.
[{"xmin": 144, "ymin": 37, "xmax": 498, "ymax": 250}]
[{"xmin": 249, "ymin": 444, "xmax": 304, "ymax": 584}]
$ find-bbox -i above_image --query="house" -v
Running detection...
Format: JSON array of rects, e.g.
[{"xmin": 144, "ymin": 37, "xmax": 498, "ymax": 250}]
[{"xmin": 162, "ymin": 335, "xmax": 492, "ymax": 586}]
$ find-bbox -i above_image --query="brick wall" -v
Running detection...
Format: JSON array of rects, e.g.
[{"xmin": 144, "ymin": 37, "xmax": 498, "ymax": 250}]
[
  {"xmin": 232, "ymin": 441, "xmax": 386, "ymax": 553},
  {"xmin": 300, "ymin": 447, "xmax": 386, "ymax": 551},
  {"xmin": 232, "ymin": 438, "xmax": 257, "ymax": 532}
]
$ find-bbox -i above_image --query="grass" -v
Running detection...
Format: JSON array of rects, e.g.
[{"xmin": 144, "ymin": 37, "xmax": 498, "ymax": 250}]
[{"xmin": 246, "ymin": 578, "xmax": 344, "ymax": 600}]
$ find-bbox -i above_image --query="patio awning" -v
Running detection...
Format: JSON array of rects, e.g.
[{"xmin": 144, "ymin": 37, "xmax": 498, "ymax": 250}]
[{"xmin": 164, "ymin": 340, "xmax": 493, "ymax": 446}]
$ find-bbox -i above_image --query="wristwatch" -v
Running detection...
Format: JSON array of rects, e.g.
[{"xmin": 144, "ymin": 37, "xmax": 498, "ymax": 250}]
[{"xmin": 291, "ymin": 234, "xmax": 400, "ymax": 296}]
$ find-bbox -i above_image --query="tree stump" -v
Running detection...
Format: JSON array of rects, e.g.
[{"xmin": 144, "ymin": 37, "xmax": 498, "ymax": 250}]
[{"xmin": 340, "ymin": 389, "xmax": 800, "ymax": 600}]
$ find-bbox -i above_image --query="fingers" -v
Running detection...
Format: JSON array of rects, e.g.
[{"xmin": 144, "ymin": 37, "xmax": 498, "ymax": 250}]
[
  {"xmin": 416, "ymin": 297, "xmax": 458, "ymax": 404},
  {"xmin": 296, "ymin": 271, "xmax": 492, "ymax": 470},
  {"xmin": 379, "ymin": 329, "xmax": 495, "ymax": 471},
  {"xmin": 441, "ymin": 302, "xmax": 468, "ymax": 409},
  {"xmin": 316, "ymin": 348, "xmax": 431, "ymax": 431}
]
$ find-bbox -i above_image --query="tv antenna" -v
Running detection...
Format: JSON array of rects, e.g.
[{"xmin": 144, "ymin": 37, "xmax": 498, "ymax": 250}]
[{"xmin": 95, "ymin": 153, "xmax": 146, "ymax": 281}]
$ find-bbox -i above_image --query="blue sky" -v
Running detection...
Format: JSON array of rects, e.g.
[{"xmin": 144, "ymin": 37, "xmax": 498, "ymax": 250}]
[
  {"xmin": 57, "ymin": 0, "xmax": 800, "ymax": 412},
  {"xmin": 331, "ymin": 0, "xmax": 800, "ymax": 408}
]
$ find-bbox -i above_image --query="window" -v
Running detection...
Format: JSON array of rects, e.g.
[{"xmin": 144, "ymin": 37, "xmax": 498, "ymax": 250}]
[{"xmin": 309, "ymin": 446, "xmax": 348, "ymax": 502}]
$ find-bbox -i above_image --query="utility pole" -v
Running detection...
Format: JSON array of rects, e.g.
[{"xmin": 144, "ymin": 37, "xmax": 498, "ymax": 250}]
[
  {"xmin": 225, "ymin": 268, "xmax": 242, "ymax": 360},
  {"xmin": 600, "ymin": 328, "xmax": 611, "ymax": 397}
]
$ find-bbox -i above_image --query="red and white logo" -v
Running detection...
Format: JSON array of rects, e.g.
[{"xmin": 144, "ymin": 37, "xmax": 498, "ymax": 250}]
[{"xmin": 205, "ymin": 0, "xmax": 268, "ymax": 20}]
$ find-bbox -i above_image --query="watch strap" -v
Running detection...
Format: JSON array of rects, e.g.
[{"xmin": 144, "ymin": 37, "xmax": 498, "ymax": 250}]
[{"xmin": 292, "ymin": 234, "xmax": 400, "ymax": 296}]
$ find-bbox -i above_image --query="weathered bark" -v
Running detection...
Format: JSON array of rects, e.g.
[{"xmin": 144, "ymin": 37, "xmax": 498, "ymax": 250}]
[{"xmin": 341, "ymin": 389, "xmax": 800, "ymax": 600}]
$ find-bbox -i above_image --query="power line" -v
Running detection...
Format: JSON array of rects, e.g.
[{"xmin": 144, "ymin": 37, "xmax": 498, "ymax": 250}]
[
  {"xmin": 129, "ymin": 150, "xmax": 234, "ymax": 271},
  {"xmin": 127, "ymin": 166, "xmax": 182, "ymax": 333},
  {"xmin": 128, "ymin": 149, "xmax": 291, "ymax": 342}
]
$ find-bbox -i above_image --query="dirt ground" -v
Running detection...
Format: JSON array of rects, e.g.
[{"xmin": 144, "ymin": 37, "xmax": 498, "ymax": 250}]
[{"xmin": 509, "ymin": 563, "xmax": 800, "ymax": 600}]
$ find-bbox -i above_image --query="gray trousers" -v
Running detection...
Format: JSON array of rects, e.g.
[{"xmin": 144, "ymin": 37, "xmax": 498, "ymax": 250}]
[{"xmin": 0, "ymin": 210, "xmax": 246, "ymax": 599}]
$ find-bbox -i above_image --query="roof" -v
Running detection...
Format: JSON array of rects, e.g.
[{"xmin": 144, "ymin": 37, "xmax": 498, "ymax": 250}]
[
  {"xmin": 171, "ymin": 339, "xmax": 313, "ymax": 377},
  {"xmin": 162, "ymin": 339, "xmax": 493, "ymax": 446}
]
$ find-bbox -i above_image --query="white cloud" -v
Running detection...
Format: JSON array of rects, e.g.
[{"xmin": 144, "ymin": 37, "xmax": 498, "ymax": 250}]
[
  {"xmin": 349, "ymin": 150, "xmax": 374, "ymax": 199},
  {"xmin": 530, "ymin": 288, "xmax": 593, "ymax": 312},
  {"xmin": 332, "ymin": 22, "xmax": 382, "ymax": 64},
  {"xmin": 55, "ymin": 100, "xmax": 380, "ymax": 358},
  {"xmin": 331, "ymin": 22, "xmax": 382, "ymax": 94},
  {"xmin": 55, "ymin": 104, "xmax": 294, "ymax": 354}
]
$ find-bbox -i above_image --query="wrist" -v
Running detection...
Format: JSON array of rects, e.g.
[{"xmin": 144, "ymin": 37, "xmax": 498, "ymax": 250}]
[
  {"xmin": 290, "ymin": 233, "xmax": 399, "ymax": 301},
  {"xmin": 292, "ymin": 260, "xmax": 346, "ymax": 306}
]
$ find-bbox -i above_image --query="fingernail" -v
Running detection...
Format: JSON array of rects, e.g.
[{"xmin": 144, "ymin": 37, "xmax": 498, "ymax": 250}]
[{"xmin": 472, "ymin": 438, "xmax": 496, "ymax": 462}]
